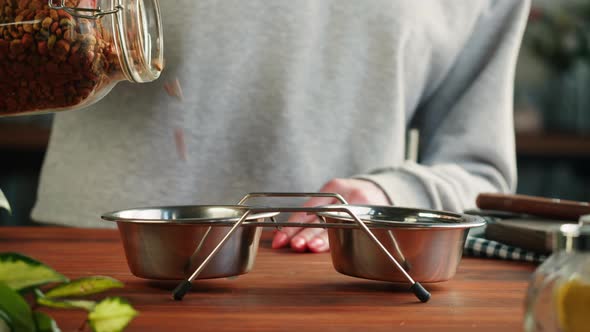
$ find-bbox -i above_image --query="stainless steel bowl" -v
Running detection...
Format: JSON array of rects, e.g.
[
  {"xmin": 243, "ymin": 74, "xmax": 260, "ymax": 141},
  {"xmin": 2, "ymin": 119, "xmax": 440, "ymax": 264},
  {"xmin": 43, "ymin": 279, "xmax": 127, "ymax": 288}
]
[
  {"xmin": 317, "ymin": 205, "xmax": 485, "ymax": 283},
  {"xmin": 101, "ymin": 206, "xmax": 278, "ymax": 280},
  {"xmin": 102, "ymin": 201, "xmax": 484, "ymax": 286}
]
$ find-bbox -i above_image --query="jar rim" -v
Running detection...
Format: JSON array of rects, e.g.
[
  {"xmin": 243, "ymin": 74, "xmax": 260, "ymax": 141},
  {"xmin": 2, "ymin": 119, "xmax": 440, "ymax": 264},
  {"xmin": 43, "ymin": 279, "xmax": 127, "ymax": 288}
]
[
  {"xmin": 552, "ymin": 217, "xmax": 590, "ymax": 252},
  {"xmin": 114, "ymin": 0, "xmax": 164, "ymax": 83}
]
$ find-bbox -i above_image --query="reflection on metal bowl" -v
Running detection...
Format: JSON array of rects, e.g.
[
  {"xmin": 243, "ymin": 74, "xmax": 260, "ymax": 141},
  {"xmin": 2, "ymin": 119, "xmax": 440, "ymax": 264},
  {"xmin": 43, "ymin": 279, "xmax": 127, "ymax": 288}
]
[
  {"xmin": 102, "ymin": 203, "xmax": 484, "ymax": 284},
  {"xmin": 102, "ymin": 205, "xmax": 278, "ymax": 280},
  {"xmin": 318, "ymin": 205, "xmax": 484, "ymax": 283},
  {"xmin": 103, "ymin": 193, "xmax": 486, "ymax": 303}
]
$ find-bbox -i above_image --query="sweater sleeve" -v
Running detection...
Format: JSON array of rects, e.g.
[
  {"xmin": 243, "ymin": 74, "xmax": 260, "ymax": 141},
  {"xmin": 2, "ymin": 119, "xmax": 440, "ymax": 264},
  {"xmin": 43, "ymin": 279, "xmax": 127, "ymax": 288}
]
[{"xmin": 356, "ymin": 0, "xmax": 531, "ymax": 212}]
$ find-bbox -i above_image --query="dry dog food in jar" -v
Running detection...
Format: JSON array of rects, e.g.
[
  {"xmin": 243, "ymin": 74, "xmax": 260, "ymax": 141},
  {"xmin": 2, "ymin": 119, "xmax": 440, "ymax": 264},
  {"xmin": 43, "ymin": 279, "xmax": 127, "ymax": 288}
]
[{"xmin": 0, "ymin": 0, "xmax": 163, "ymax": 116}]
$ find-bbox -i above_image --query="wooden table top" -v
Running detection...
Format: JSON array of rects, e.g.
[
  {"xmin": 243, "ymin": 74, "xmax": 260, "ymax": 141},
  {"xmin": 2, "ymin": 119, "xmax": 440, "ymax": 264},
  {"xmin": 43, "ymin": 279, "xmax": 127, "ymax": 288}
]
[{"xmin": 0, "ymin": 227, "xmax": 536, "ymax": 332}]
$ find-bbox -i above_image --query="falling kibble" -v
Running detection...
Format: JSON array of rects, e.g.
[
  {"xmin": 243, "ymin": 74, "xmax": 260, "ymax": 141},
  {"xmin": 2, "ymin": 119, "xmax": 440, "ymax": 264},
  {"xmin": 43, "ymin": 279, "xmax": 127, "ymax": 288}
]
[
  {"xmin": 164, "ymin": 78, "xmax": 184, "ymax": 101},
  {"xmin": 174, "ymin": 128, "xmax": 187, "ymax": 161}
]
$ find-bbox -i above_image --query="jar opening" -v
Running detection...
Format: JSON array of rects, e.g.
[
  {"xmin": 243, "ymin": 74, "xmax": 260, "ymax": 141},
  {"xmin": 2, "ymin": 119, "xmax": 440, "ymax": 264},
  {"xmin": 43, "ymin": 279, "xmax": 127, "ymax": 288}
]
[
  {"xmin": 114, "ymin": 0, "xmax": 163, "ymax": 83},
  {"xmin": 552, "ymin": 223, "xmax": 590, "ymax": 252}
]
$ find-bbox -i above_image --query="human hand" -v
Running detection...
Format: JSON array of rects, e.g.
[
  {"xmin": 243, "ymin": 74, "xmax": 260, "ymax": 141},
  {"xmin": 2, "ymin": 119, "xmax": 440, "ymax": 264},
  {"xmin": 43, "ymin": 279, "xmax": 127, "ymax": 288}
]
[{"xmin": 271, "ymin": 178, "xmax": 391, "ymax": 253}]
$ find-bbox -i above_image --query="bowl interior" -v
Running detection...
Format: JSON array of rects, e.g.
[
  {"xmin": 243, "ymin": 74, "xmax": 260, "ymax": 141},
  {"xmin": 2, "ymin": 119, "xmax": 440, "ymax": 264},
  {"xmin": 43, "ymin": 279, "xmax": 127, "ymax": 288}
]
[
  {"xmin": 102, "ymin": 205, "xmax": 279, "ymax": 224},
  {"xmin": 318, "ymin": 205, "xmax": 485, "ymax": 229}
]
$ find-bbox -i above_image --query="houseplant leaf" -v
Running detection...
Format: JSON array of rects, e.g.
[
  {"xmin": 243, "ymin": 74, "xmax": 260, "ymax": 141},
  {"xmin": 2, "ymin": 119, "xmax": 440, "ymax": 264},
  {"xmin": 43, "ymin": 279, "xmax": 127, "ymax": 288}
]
[
  {"xmin": 0, "ymin": 282, "xmax": 35, "ymax": 332},
  {"xmin": 37, "ymin": 297, "xmax": 96, "ymax": 311},
  {"xmin": 0, "ymin": 253, "xmax": 67, "ymax": 291},
  {"xmin": 0, "ymin": 309, "xmax": 13, "ymax": 332},
  {"xmin": 36, "ymin": 289, "xmax": 96, "ymax": 312},
  {"xmin": 0, "ymin": 189, "xmax": 9, "ymax": 214},
  {"xmin": 88, "ymin": 297, "xmax": 138, "ymax": 332},
  {"xmin": 45, "ymin": 277, "xmax": 124, "ymax": 299},
  {"xmin": 33, "ymin": 312, "xmax": 62, "ymax": 332}
]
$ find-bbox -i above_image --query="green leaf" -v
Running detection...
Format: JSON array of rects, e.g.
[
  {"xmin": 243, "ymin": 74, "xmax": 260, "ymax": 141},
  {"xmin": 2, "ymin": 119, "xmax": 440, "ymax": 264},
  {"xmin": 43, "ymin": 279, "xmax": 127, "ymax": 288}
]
[
  {"xmin": 0, "ymin": 189, "xmax": 10, "ymax": 214},
  {"xmin": 37, "ymin": 297, "xmax": 96, "ymax": 312},
  {"xmin": 0, "ymin": 309, "xmax": 13, "ymax": 332},
  {"xmin": 88, "ymin": 298, "xmax": 138, "ymax": 332},
  {"xmin": 35, "ymin": 289, "xmax": 95, "ymax": 311},
  {"xmin": 0, "ymin": 282, "xmax": 35, "ymax": 332},
  {"xmin": 33, "ymin": 312, "xmax": 62, "ymax": 332},
  {"xmin": 0, "ymin": 253, "xmax": 68, "ymax": 291},
  {"xmin": 45, "ymin": 277, "xmax": 124, "ymax": 299}
]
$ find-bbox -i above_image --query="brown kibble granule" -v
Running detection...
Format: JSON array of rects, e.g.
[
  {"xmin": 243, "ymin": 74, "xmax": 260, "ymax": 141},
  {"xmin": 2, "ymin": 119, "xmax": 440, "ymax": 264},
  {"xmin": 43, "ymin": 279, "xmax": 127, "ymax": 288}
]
[
  {"xmin": 174, "ymin": 128, "xmax": 187, "ymax": 161},
  {"xmin": 163, "ymin": 78, "xmax": 184, "ymax": 101}
]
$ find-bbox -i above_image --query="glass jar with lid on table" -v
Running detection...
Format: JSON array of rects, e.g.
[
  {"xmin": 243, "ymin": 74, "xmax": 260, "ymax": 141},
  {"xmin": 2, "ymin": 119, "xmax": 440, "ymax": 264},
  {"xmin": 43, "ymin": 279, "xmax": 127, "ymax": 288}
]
[{"xmin": 524, "ymin": 215, "xmax": 590, "ymax": 332}]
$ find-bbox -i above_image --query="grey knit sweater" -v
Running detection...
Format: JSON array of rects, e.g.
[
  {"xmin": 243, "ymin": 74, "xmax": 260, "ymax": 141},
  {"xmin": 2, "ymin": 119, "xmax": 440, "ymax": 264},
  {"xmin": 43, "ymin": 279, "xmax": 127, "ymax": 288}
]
[{"xmin": 32, "ymin": 0, "xmax": 530, "ymax": 227}]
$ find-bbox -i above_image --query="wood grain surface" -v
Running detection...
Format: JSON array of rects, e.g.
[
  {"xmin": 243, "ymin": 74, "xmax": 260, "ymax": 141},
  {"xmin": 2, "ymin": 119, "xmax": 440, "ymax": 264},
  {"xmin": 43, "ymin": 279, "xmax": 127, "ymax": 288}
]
[{"xmin": 0, "ymin": 227, "xmax": 536, "ymax": 332}]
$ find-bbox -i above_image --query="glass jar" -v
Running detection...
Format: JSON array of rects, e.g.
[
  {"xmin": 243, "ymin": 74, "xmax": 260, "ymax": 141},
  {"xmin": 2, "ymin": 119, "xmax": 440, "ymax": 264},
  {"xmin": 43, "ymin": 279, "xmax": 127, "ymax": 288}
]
[
  {"xmin": 524, "ymin": 216, "xmax": 590, "ymax": 332},
  {"xmin": 0, "ymin": 0, "xmax": 163, "ymax": 116}
]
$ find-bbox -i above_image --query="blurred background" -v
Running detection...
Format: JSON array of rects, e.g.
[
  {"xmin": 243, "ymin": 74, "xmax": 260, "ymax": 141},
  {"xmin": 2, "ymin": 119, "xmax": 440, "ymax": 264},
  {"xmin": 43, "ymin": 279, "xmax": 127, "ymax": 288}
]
[
  {"xmin": 514, "ymin": 0, "xmax": 590, "ymax": 201},
  {"xmin": 1, "ymin": 0, "xmax": 590, "ymax": 226}
]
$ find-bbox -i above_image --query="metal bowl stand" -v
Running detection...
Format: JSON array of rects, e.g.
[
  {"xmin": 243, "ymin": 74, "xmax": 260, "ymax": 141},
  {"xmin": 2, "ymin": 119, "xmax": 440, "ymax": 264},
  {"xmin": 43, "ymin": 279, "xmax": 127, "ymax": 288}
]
[{"xmin": 172, "ymin": 193, "xmax": 431, "ymax": 303}]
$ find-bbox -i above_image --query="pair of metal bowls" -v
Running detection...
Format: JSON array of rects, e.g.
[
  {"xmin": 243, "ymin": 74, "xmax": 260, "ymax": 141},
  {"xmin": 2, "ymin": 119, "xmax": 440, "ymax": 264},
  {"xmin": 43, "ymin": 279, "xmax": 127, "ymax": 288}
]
[{"xmin": 101, "ymin": 195, "xmax": 484, "ymax": 284}]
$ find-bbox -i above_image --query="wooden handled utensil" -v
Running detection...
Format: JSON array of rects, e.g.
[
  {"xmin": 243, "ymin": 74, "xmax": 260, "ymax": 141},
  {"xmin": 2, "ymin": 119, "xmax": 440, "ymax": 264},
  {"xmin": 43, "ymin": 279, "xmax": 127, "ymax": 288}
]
[{"xmin": 476, "ymin": 193, "xmax": 590, "ymax": 221}]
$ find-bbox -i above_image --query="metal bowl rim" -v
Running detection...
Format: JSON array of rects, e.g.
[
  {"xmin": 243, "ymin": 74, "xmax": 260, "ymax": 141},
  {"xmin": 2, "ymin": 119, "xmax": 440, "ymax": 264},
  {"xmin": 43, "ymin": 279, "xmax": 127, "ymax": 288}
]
[
  {"xmin": 101, "ymin": 205, "xmax": 279, "ymax": 224},
  {"xmin": 317, "ymin": 204, "xmax": 486, "ymax": 229}
]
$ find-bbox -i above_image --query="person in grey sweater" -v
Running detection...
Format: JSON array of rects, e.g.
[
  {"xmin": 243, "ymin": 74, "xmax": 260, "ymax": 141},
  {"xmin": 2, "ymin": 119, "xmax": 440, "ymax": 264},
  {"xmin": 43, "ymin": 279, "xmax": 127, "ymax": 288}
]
[{"xmin": 32, "ymin": 0, "xmax": 531, "ymax": 253}]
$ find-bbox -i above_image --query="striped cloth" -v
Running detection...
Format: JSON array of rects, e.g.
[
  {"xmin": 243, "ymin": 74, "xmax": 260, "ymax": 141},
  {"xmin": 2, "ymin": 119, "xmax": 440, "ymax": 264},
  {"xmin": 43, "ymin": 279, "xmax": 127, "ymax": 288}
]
[
  {"xmin": 462, "ymin": 215, "xmax": 547, "ymax": 264},
  {"xmin": 464, "ymin": 235, "xmax": 547, "ymax": 263}
]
